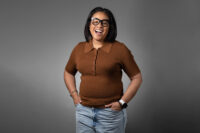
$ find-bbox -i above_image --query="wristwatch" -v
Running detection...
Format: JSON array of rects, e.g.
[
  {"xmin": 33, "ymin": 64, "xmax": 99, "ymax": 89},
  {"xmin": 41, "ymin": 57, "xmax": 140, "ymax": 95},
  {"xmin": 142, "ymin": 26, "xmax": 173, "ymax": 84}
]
[{"xmin": 119, "ymin": 99, "xmax": 128, "ymax": 108}]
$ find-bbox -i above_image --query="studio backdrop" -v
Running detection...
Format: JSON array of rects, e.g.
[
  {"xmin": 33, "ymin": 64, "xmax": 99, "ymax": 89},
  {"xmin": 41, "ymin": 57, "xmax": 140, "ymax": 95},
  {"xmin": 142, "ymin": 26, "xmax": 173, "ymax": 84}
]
[{"xmin": 0, "ymin": 0, "xmax": 200, "ymax": 133}]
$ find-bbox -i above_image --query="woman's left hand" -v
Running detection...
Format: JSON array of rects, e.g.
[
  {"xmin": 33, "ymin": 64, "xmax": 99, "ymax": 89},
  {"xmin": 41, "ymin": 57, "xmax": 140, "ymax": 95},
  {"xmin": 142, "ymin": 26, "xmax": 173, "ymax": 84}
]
[{"xmin": 105, "ymin": 101, "xmax": 122, "ymax": 111}]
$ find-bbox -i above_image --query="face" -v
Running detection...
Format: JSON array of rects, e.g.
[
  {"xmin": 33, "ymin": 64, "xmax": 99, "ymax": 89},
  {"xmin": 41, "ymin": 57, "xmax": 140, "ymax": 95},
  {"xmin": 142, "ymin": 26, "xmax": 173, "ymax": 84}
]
[{"xmin": 89, "ymin": 12, "xmax": 110, "ymax": 42}]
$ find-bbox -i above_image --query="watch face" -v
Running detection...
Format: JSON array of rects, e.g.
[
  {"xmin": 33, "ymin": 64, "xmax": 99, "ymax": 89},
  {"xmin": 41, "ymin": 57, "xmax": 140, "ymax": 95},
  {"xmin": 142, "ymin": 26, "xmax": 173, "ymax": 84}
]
[{"xmin": 122, "ymin": 103, "xmax": 128, "ymax": 108}]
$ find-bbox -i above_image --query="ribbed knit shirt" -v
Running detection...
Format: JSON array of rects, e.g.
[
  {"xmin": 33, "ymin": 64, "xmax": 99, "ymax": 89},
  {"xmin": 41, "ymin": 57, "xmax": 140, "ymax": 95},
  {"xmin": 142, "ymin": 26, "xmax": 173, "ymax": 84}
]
[{"xmin": 65, "ymin": 39, "xmax": 141, "ymax": 108}]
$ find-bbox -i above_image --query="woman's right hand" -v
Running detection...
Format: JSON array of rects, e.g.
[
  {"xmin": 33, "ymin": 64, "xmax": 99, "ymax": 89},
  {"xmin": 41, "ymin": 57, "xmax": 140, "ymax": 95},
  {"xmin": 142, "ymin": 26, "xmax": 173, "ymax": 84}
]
[{"xmin": 72, "ymin": 93, "xmax": 82, "ymax": 105}]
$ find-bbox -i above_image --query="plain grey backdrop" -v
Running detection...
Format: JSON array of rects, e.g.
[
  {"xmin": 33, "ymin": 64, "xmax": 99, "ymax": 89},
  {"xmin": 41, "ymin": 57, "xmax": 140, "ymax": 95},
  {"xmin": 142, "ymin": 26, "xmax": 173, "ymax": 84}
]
[{"xmin": 1, "ymin": 0, "xmax": 200, "ymax": 133}]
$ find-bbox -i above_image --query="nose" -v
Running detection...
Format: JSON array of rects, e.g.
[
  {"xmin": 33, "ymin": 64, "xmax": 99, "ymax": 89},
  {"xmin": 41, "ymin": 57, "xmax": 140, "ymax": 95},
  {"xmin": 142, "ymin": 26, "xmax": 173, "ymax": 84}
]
[{"xmin": 97, "ymin": 21, "xmax": 103, "ymax": 27}]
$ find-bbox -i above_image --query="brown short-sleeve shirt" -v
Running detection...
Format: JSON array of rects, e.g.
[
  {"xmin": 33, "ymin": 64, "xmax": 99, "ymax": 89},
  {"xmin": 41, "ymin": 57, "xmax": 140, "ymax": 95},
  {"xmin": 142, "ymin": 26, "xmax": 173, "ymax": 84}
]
[{"xmin": 65, "ymin": 39, "xmax": 141, "ymax": 108}]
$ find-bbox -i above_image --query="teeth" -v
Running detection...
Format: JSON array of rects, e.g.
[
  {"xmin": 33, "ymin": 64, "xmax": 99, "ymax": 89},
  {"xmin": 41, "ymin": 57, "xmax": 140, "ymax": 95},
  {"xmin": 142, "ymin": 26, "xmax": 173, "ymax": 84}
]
[{"xmin": 95, "ymin": 29, "xmax": 103, "ymax": 33}]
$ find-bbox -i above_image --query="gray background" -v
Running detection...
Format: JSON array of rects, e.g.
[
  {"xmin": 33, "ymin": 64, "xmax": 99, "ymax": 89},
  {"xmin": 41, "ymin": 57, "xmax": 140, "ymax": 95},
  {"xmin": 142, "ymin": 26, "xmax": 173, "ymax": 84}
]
[{"xmin": 1, "ymin": 0, "xmax": 200, "ymax": 133}]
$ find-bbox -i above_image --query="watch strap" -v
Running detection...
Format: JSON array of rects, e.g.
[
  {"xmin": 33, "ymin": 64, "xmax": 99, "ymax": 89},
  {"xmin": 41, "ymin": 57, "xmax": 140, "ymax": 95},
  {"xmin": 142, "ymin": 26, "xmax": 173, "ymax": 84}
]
[{"xmin": 119, "ymin": 99, "xmax": 128, "ymax": 108}]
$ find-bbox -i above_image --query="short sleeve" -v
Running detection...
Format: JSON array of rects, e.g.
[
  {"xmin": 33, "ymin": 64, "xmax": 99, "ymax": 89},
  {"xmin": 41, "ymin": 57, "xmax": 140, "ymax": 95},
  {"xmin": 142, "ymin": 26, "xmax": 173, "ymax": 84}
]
[
  {"xmin": 65, "ymin": 46, "xmax": 78, "ymax": 76},
  {"xmin": 120, "ymin": 43, "xmax": 141, "ymax": 80}
]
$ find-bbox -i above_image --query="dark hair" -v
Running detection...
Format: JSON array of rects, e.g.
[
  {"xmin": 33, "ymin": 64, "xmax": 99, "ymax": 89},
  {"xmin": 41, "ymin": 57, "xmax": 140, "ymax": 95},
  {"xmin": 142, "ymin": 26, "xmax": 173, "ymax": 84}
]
[{"xmin": 84, "ymin": 7, "xmax": 117, "ymax": 42}]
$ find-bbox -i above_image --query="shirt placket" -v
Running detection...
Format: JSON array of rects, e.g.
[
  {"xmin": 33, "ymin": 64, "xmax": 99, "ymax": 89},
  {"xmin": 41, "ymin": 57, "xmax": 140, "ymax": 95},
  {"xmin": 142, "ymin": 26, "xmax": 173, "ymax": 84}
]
[{"xmin": 93, "ymin": 49, "xmax": 99, "ymax": 76}]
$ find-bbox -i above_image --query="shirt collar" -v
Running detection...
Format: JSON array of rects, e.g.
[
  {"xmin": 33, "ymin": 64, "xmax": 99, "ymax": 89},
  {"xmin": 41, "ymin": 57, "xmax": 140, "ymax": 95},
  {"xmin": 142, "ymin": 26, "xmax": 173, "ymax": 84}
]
[{"xmin": 84, "ymin": 39, "xmax": 113, "ymax": 54}]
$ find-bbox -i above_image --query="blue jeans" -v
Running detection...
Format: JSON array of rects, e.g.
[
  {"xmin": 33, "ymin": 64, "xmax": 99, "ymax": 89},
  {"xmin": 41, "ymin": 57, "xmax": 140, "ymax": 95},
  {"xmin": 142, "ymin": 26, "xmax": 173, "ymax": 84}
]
[{"xmin": 75, "ymin": 103, "xmax": 127, "ymax": 133}]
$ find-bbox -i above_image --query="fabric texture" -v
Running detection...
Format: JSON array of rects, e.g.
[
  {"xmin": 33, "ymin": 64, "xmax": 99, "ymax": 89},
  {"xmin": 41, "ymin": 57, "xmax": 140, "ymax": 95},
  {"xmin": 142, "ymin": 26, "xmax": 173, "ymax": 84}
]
[
  {"xmin": 65, "ymin": 39, "xmax": 141, "ymax": 108},
  {"xmin": 75, "ymin": 103, "xmax": 127, "ymax": 133}
]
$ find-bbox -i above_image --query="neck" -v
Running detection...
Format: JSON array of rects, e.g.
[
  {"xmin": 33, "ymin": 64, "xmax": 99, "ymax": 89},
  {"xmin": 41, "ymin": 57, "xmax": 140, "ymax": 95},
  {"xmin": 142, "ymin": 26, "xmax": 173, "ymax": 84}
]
[{"xmin": 92, "ymin": 39, "xmax": 105, "ymax": 46}]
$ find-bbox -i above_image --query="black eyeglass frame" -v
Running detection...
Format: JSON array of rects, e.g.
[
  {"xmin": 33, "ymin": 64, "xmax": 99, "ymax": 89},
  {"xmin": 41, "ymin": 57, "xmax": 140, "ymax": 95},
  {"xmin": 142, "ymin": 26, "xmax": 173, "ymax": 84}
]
[{"xmin": 91, "ymin": 17, "xmax": 110, "ymax": 27}]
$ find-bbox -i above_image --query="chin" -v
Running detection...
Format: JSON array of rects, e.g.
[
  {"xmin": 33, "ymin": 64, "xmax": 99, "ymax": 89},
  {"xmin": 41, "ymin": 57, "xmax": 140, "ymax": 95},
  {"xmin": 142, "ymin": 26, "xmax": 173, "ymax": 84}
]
[
  {"xmin": 93, "ymin": 36, "xmax": 105, "ymax": 41},
  {"xmin": 94, "ymin": 38, "xmax": 104, "ymax": 42}
]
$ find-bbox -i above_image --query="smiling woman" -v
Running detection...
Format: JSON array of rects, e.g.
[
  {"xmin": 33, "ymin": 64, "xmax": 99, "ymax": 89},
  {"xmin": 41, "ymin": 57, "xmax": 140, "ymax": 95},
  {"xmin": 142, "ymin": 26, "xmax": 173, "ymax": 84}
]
[
  {"xmin": 64, "ymin": 6, "xmax": 142, "ymax": 133},
  {"xmin": 90, "ymin": 15, "xmax": 110, "ymax": 42},
  {"xmin": 84, "ymin": 7, "xmax": 117, "ymax": 43}
]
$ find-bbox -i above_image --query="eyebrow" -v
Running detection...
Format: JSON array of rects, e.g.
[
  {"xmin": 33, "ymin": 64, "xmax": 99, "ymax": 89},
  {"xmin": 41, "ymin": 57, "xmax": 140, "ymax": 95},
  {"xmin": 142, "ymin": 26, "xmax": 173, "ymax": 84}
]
[{"xmin": 91, "ymin": 17, "xmax": 109, "ymax": 21}]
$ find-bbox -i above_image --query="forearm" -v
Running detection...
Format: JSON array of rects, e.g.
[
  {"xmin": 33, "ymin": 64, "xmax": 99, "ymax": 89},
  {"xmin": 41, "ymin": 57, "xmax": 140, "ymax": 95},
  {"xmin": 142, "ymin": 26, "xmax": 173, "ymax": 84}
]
[
  {"xmin": 121, "ymin": 73, "xmax": 143, "ymax": 103},
  {"xmin": 63, "ymin": 70, "xmax": 78, "ymax": 98}
]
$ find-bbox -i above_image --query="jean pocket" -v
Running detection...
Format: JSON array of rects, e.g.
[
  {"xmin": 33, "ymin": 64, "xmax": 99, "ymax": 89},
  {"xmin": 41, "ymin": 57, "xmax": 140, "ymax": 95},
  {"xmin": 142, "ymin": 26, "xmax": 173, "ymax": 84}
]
[
  {"xmin": 108, "ymin": 107, "xmax": 121, "ymax": 113},
  {"xmin": 75, "ymin": 103, "xmax": 80, "ymax": 107}
]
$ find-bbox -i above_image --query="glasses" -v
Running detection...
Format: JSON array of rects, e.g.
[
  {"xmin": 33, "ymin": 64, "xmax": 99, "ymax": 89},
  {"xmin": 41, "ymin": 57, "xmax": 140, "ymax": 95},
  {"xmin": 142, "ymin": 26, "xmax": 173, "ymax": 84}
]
[{"xmin": 91, "ymin": 17, "xmax": 110, "ymax": 27}]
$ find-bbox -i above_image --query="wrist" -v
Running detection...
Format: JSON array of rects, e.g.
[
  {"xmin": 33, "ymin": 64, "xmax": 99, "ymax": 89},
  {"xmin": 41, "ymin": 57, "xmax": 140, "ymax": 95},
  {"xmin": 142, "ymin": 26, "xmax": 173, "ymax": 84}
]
[
  {"xmin": 117, "ymin": 101, "xmax": 123, "ymax": 108},
  {"xmin": 118, "ymin": 99, "xmax": 128, "ymax": 109},
  {"xmin": 70, "ymin": 89, "xmax": 78, "ymax": 98}
]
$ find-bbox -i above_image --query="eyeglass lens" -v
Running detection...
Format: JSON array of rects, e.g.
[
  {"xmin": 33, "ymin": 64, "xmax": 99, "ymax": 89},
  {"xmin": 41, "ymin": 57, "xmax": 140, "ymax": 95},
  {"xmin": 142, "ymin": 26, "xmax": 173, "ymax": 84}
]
[{"xmin": 91, "ymin": 18, "xmax": 109, "ymax": 27}]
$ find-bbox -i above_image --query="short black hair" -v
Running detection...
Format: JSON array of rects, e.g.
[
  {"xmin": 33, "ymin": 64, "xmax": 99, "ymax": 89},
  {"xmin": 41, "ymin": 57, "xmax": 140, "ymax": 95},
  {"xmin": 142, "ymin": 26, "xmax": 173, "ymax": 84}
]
[{"xmin": 84, "ymin": 7, "xmax": 117, "ymax": 42}]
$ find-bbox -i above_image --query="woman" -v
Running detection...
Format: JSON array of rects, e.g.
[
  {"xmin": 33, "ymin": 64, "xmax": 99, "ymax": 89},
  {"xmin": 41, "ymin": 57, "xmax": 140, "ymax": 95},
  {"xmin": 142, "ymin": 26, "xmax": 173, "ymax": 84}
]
[{"xmin": 64, "ymin": 7, "xmax": 142, "ymax": 133}]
